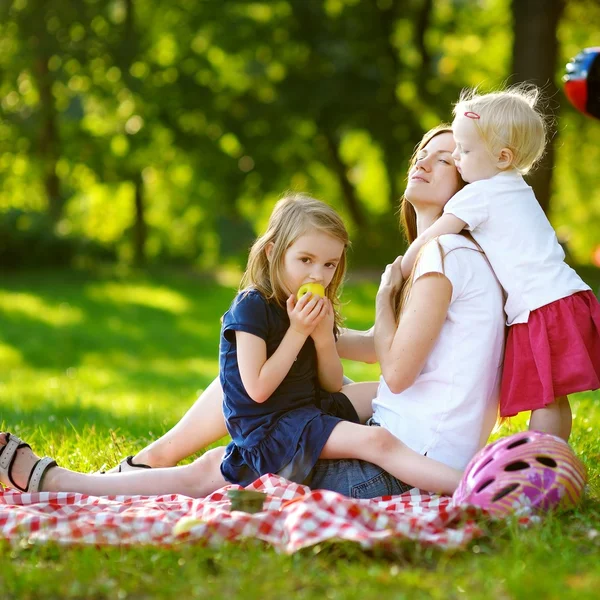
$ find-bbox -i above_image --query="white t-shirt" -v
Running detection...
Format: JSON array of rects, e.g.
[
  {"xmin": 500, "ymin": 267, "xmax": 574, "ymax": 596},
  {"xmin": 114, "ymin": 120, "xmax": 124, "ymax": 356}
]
[
  {"xmin": 372, "ymin": 235, "xmax": 505, "ymax": 471},
  {"xmin": 444, "ymin": 170, "xmax": 590, "ymax": 325}
]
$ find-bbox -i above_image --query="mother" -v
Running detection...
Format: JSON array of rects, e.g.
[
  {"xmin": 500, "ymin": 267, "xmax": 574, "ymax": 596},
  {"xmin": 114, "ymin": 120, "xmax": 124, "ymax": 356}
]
[{"xmin": 0, "ymin": 126, "xmax": 505, "ymax": 498}]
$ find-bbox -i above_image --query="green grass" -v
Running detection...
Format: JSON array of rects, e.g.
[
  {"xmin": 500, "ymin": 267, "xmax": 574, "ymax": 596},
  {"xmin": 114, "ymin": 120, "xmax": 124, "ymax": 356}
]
[{"xmin": 1, "ymin": 266, "xmax": 600, "ymax": 600}]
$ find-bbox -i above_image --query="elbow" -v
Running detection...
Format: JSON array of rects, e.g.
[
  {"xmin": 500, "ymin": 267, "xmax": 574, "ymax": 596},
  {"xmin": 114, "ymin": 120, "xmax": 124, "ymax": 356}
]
[
  {"xmin": 246, "ymin": 386, "xmax": 270, "ymax": 404},
  {"xmin": 322, "ymin": 381, "xmax": 343, "ymax": 393},
  {"xmin": 386, "ymin": 377, "xmax": 413, "ymax": 395},
  {"xmin": 381, "ymin": 368, "xmax": 416, "ymax": 395}
]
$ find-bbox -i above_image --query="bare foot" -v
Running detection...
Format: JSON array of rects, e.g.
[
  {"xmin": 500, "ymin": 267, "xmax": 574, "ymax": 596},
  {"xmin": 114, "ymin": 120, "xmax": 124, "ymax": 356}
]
[{"xmin": 0, "ymin": 433, "xmax": 46, "ymax": 491}]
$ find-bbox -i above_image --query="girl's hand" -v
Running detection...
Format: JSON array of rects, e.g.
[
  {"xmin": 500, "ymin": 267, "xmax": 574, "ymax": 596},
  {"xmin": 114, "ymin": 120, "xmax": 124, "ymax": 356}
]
[
  {"xmin": 286, "ymin": 292, "xmax": 326, "ymax": 337},
  {"xmin": 310, "ymin": 297, "xmax": 335, "ymax": 346},
  {"xmin": 377, "ymin": 255, "xmax": 404, "ymax": 299}
]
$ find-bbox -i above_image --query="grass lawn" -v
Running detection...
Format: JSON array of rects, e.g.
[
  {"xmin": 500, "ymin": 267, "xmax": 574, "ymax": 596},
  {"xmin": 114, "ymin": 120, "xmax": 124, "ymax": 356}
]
[{"xmin": 1, "ymin": 266, "xmax": 599, "ymax": 600}]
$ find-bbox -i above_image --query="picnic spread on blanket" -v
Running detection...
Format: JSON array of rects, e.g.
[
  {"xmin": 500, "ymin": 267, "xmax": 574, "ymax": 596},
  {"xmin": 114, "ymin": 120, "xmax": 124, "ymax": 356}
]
[
  {"xmin": 0, "ymin": 432, "xmax": 587, "ymax": 553},
  {"xmin": 0, "ymin": 474, "xmax": 496, "ymax": 553}
]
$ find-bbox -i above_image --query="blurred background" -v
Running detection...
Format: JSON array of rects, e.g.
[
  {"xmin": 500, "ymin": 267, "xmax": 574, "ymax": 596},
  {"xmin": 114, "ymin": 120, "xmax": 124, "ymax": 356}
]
[{"xmin": 0, "ymin": 0, "xmax": 599, "ymax": 274}]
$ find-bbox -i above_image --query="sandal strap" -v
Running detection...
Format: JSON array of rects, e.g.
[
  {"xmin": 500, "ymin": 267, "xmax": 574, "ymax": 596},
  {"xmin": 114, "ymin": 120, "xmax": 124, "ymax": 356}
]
[
  {"xmin": 26, "ymin": 457, "xmax": 57, "ymax": 493},
  {"xmin": 0, "ymin": 433, "xmax": 32, "ymax": 491},
  {"xmin": 119, "ymin": 456, "xmax": 152, "ymax": 472}
]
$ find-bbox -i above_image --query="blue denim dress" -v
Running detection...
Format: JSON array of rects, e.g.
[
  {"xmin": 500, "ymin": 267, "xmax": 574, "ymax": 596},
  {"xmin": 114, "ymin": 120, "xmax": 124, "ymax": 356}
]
[{"xmin": 219, "ymin": 290, "xmax": 359, "ymax": 486}]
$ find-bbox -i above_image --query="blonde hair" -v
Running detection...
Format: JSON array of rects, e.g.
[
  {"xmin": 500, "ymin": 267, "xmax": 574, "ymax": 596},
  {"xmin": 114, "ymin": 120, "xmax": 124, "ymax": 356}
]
[
  {"xmin": 240, "ymin": 192, "xmax": 349, "ymax": 331},
  {"xmin": 453, "ymin": 84, "xmax": 547, "ymax": 174},
  {"xmin": 396, "ymin": 125, "xmax": 468, "ymax": 318}
]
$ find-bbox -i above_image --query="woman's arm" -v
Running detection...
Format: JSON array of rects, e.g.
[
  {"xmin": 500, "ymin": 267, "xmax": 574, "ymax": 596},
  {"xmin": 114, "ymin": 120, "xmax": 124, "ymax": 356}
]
[
  {"xmin": 375, "ymin": 268, "xmax": 452, "ymax": 394},
  {"xmin": 336, "ymin": 327, "xmax": 377, "ymax": 363}
]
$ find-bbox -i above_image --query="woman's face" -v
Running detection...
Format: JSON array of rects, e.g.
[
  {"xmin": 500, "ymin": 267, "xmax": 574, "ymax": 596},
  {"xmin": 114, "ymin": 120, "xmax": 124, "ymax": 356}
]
[{"xmin": 405, "ymin": 132, "xmax": 462, "ymax": 210}]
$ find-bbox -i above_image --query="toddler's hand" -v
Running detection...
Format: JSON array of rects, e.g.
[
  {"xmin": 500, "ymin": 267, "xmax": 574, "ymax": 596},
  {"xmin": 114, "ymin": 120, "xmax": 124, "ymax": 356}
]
[{"xmin": 286, "ymin": 292, "xmax": 326, "ymax": 337}]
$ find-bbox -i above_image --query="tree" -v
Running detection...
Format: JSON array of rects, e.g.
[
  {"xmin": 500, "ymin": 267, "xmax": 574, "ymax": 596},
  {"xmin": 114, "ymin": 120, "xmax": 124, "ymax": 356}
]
[{"xmin": 510, "ymin": 0, "xmax": 565, "ymax": 214}]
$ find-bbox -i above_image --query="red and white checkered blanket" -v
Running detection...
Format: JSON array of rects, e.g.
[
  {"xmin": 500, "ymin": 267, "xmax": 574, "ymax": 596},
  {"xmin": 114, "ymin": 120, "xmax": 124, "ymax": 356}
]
[{"xmin": 0, "ymin": 474, "xmax": 489, "ymax": 553}]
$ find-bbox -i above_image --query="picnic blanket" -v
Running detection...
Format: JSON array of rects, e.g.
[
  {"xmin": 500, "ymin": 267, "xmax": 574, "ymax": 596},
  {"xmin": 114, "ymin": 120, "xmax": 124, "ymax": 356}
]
[{"xmin": 0, "ymin": 474, "xmax": 501, "ymax": 553}]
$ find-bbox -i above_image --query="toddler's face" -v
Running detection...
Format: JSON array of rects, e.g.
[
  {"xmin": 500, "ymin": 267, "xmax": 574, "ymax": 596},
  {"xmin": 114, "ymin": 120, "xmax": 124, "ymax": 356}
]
[{"xmin": 451, "ymin": 116, "xmax": 501, "ymax": 184}]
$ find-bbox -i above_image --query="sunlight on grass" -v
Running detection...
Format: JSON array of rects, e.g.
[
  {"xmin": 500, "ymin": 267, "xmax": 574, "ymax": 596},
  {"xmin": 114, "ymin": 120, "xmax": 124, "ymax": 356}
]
[
  {"xmin": 0, "ymin": 342, "xmax": 24, "ymax": 367},
  {"xmin": 1, "ymin": 268, "xmax": 599, "ymax": 600},
  {"xmin": 86, "ymin": 282, "xmax": 191, "ymax": 314},
  {"xmin": 0, "ymin": 291, "xmax": 84, "ymax": 326}
]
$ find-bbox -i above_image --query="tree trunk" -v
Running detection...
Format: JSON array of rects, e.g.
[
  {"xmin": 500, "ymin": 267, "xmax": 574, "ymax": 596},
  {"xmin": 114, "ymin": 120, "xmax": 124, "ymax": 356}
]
[
  {"xmin": 510, "ymin": 0, "xmax": 565, "ymax": 214},
  {"xmin": 35, "ymin": 56, "xmax": 62, "ymax": 222},
  {"xmin": 123, "ymin": 0, "xmax": 147, "ymax": 266},
  {"xmin": 323, "ymin": 130, "xmax": 366, "ymax": 230}
]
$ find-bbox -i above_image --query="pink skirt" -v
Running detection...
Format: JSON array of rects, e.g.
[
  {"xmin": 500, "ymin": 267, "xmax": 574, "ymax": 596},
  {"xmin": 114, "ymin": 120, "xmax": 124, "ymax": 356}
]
[{"xmin": 500, "ymin": 290, "xmax": 600, "ymax": 417}]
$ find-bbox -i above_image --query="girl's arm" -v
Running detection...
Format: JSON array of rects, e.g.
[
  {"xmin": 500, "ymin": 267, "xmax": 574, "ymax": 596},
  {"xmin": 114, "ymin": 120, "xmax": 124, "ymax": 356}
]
[
  {"xmin": 336, "ymin": 327, "xmax": 377, "ymax": 363},
  {"xmin": 236, "ymin": 293, "xmax": 326, "ymax": 403},
  {"xmin": 400, "ymin": 214, "xmax": 466, "ymax": 279},
  {"xmin": 375, "ymin": 262, "xmax": 452, "ymax": 394},
  {"xmin": 310, "ymin": 299, "xmax": 344, "ymax": 392}
]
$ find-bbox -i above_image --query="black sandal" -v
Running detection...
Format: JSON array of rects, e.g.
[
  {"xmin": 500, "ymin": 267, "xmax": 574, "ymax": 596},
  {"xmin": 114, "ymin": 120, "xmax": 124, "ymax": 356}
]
[{"xmin": 0, "ymin": 433, "xmax": 57, "ymax": 493}]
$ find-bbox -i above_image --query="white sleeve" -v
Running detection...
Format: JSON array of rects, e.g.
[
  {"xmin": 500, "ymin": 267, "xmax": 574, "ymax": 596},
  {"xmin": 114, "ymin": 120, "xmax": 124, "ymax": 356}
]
[
  {"xmin": 443, "ymin": 183, "xmax": 490, "ymax": 231},
  {"xmin": 413, "ymin": 239, "xmax": 445, "ymax": 281},
  {"xmin": 413, "ymin": 236, "xmax": 470, "ymax": 303}
]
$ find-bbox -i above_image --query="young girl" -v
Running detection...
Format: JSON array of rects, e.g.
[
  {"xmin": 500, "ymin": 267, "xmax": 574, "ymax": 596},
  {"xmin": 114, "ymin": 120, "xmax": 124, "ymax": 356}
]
[
  {"xmin": 218, "ymin": 192, "xmax": 461, "ymax": 494},
  {"xmin": 401, "ymin": 85, "xmax": 600, "ymax": 440}
]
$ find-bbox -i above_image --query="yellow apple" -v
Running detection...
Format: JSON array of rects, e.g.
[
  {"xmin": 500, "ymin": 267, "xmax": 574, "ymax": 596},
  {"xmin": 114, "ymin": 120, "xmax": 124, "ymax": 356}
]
[
  {"xmin": 297, "ymin": 283, "xmax": 325, "ymax": 301},
  {"xmin": 173, "ymin": 516, "xmax": 204, "ymax": 536}
]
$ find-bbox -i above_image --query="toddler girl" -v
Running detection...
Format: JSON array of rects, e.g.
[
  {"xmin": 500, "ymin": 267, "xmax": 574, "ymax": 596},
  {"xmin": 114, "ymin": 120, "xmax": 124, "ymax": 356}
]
[{"xmin": 401, "ymin": 85, "xmax": 600, "ymax": 440}]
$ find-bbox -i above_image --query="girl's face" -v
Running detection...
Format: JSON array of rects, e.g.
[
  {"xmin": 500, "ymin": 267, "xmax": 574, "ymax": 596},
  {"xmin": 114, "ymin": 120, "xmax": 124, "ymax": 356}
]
[
  {"xmin": 405, "ymin": 132, "xmax": 462, "ymax": 209},
  {"xmin": 451, "ymin": 115, "xmax": 501, "ymax": 183},
  {"xmin": 278, "ymin": 230, "xmax": 345, "ymax": 297}
]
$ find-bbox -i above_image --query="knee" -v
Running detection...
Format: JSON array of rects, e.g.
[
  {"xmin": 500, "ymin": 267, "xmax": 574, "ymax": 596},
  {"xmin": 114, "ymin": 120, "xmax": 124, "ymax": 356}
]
[
  {"xmin": 181, "ymin": 447, "xmax": 225, "ymax": 488},
  {"xmin": 190, "ymin": 447, "xmax": 225, "ymax": 474},
  {"xmin": 369, "ymin": 427, "xmax": 403, "ymax": 455}
]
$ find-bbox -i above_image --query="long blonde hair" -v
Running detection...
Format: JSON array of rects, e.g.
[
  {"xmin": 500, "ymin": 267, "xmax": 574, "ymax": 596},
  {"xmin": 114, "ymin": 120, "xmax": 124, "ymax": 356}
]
[
  {"xmin": 240, "ymin": 192, "xmax": 349, "ymax": 331},
  {"xmin": 396, "ymin": 125, "xmax": 469, "ymax": 318}
]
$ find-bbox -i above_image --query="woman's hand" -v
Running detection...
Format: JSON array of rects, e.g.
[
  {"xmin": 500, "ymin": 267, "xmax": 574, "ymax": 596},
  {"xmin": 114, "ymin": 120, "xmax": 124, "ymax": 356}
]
[
  {"xmin": 310, "ymin": 297, "xmax": 335, "ymax": 347},
  {"xmin": 286, "ymin": 292, "xmax": 326, "ymax": 337},
  {"xmin": 377, "ymin": 255, "xmax": 404, "ymax": 300}
]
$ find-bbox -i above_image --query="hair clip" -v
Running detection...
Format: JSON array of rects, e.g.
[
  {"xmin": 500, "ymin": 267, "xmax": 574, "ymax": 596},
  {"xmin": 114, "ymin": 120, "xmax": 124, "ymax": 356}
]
[{"xmin": 464, "ymin": 111, "xmax": 481, "ymax": 119}]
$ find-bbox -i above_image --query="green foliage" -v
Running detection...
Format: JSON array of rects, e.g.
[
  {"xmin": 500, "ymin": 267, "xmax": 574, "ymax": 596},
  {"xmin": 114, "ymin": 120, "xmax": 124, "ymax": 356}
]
[
  {"xmin": 0, "ymin": 208, "xmax": 114, "ymax": 268},
  {"xmin": 0, "ymin": 0, "xmax": 598, "ymax": 268},
  {"xmin": 0, "ymin": 268, "xmax": 599, "ymax": 599}
]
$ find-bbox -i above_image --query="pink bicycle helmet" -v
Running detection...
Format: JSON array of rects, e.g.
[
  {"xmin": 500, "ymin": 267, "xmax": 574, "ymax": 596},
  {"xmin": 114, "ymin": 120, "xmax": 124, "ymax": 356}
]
[{"xmin": 453, "ymin": 431, "xmax": 587, "ymax": 517}]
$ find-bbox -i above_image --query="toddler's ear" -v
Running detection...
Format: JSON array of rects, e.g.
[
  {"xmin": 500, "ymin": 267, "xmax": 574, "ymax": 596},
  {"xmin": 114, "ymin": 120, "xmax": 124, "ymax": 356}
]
[{"xmin": 497, "ymin": 147, "xmax": 514, "ymax": 170}]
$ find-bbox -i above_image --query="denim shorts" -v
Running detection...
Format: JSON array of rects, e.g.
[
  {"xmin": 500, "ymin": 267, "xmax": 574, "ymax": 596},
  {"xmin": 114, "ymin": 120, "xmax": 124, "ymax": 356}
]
[
  {"xmin": 310, "ymin": 376, "xmax": 412, "ymax": 498},
  {"xmin": 303, "ymin": 418, "xmax": 413, "ymax": 498},
  {"xmin": 304, "ymin": 458, "xmax": 413, "ymax": 499}
]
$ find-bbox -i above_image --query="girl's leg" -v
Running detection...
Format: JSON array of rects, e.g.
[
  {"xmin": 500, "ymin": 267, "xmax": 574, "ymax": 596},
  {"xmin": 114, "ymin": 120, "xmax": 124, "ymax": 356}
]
[
  {"xmin": 559, "ymin": 396, "xmax": 573, "ymax": 441},
  {"xmin": 529, "ymin": 395, "xmax": 572, "ymax": 441},
  {"xmin": 319, "ymin": 422, "xmax": 461, "ymax": 495},
  {"xmin": 0, "ymin": 433, "xmax": 227, "ymax": 497},
  {"xmin": 124, "ymin": 378, "xmax": 228, "ymax": 469},
  {"xmin": 341, "ymin": 382, "xmax": 379, "ymax": 423}
]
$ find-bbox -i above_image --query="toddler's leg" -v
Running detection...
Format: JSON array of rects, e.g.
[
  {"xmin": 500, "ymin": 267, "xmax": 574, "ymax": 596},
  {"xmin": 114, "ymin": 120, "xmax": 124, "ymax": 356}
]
[
  {"xmin": 130, "ymin": 378, "xmax": 227, "ymax": 468},
  {"xmin": 319, "ymin": 422, "xmax": 461, "ymax": 495},
  {"xmin": 341, "ymin": 382, "xmax": 379, "ymax": 423},
  {"xmin": 529, "ymin": 396, "xmax": 571, "ymax": 441}
]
